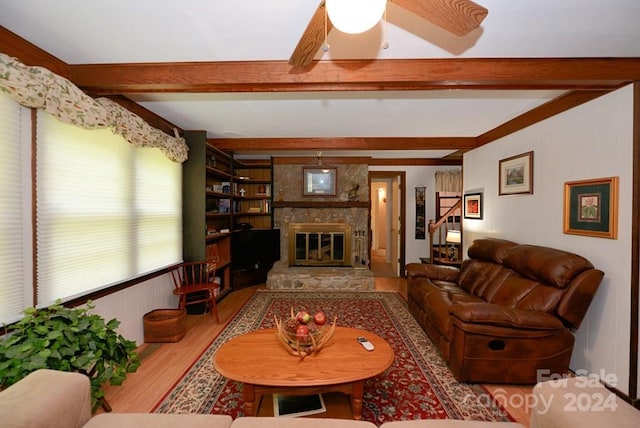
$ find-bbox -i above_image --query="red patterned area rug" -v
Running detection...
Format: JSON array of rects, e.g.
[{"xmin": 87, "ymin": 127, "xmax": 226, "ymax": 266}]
[{"xmin": 153, "ymin": 290, "xmax": 513, "ymax": 426}]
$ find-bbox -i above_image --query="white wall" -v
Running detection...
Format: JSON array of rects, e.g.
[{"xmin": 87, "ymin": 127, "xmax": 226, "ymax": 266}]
[
  {"xmin": 90, "ymin": 273, "xmax": 178, "ymax": 345},
  {"xmin": 369, "ymin": 165, "xmax": 461, "ymax": 264},
  {"xmin": 463, "ymin": 85, "xmax": 634, "ymax": 395}
]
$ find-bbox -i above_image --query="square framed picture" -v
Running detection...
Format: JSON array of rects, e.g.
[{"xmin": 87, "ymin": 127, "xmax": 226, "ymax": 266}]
[
  {"xmin": 499, "ymin": 151, "xmax": 534, "ymax": 195},
  {"xmin": 302, "ymin": 167, "xmax": 336, "ymax": 196},
  {"xmin": 563, "ymin": 176, "xmax": 618, "ymax": 239},
  {"xmin": 463, "ymin": 192, "xmax": 483, "ymax": 219}
]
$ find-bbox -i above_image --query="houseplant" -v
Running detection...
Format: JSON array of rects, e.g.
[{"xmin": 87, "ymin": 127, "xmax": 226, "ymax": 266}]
[{"xmin": 0, "ymin": 300, "xmax": 140, "ymax": 411}]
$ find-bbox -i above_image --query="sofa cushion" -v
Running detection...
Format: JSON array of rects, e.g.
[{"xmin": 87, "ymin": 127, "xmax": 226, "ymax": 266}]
[
  {"xmin": 381, "ymin": 420, "xmax": 525, "ymax": 427},
  {"xmin": 466, "ymin": 238, "xmax": 518, "ymax": 263},
  {"xmin": 231, "ymin": 416, "xmax": 377, "ymax": 427},
  {"xmin": 85, "ymin": 414, "xmax": 233, "ymax": 428},
  {"xmin": 405, "ymin": 262, "xmax": 459, "ymax": 282},
  {"xmin": 460, "ymin": 247, "xmax": 585, "ymax": 313},
  {"xmin": 457, "ymin": 259, "xmax": 513, "ymax": 297},
  {"xmin": 502, "ymin": 244, "xmax": 594, "ymax": 289},
  {"xmin": 449, "ymin": 303, "xmax": 564, "ymax": 330},
  {"xmin": 490, "ymin": 274, "xmax": 564, "ymax": 313}
]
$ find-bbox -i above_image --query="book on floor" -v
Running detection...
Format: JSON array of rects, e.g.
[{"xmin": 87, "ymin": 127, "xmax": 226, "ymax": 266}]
[{"xmin": 273, "ymin": 393, "xmax": 326, "ymax": 418}]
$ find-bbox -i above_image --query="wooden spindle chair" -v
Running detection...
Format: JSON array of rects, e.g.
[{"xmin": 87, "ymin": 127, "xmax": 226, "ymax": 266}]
[{"xmin": 169, "ymin": 261, "xmax": 219, "ymax": 323}]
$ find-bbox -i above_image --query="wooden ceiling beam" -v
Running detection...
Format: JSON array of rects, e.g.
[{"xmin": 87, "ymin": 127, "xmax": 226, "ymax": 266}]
[
  {"xmin": 68, "ymin": 58, "xmax": 640, "ymax": 94},
  {"xmin": 210, "ymin": 137, "xmax": 477, "ymax": 152},
  {"xmin": 368, "ymin": 158, "xmax": 461, "ymax": 166},
  {"xmin": 267, "ymin": 156, "xmax": 460, "ymax": 166}
]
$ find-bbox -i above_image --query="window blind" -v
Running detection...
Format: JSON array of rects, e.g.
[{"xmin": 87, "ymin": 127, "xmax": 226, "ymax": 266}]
[
  {"xmin": 36, "ymin": 111, "xmax": 182, "ymax": 306},
  {"xmin": 0, "ymin": 92, "xmax": 28, "ymax": 323}
]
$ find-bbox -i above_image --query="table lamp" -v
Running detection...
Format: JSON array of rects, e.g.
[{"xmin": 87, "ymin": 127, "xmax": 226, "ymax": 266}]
[{"xmin": 445, "ymin": 230, "xmax": 461, "ymax": 261}]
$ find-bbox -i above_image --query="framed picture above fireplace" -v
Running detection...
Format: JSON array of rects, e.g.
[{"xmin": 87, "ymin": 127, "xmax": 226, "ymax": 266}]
[{"xmin": 303, "ymin": 167, "xmax": 337, "ymax": 196}]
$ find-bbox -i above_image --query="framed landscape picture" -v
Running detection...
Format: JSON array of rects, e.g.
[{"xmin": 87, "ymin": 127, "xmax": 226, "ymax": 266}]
[
  {"xmin": 463, "ymin": 192, "xmax": 483, "ymax": 219},
  {"xmin": 563, "ymin": 176, "xmax": 618, "ymax": 239},
  {"xmin": 302, "ymin": 167, "xmax": 336, "ymax": 196},
  {"xmin": 499, "ymin": 151, "xmax": 534, "ymax": 195}
]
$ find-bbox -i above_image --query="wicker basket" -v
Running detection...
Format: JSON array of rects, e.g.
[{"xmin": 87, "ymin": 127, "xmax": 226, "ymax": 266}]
[{"xmin": 143, "ymin": 309, "xmax": 186, "ymax": 343}]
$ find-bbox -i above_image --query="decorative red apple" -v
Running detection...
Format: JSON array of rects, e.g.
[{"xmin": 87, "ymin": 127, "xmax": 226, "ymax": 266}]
[
  {"xmin": 313, "ymin": 311, "xmax": 326, "ymax": 326},
  {"xmin": 296, "ymin": 310, "xmax": 311, "ymax": 324},
  {"xmin": 296, "ymin": 324, "xmax": 310, "ymax": 342}
]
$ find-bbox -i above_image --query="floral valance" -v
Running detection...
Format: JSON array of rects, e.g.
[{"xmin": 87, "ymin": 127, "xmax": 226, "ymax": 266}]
[{"xmin": 0, "ymin": 52, "xmax": 188, "ymax": 163}]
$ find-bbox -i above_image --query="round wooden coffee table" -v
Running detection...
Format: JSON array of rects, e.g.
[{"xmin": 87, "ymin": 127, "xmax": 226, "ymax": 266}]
[{"xmin": 214, "ymin": 326, "xmax": 394, "ymax": 419}]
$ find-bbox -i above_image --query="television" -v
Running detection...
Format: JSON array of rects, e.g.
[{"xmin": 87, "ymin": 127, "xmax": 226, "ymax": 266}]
[{"xmin": 231, "ymin": 229, "xmax": 281, "ymax": 271}]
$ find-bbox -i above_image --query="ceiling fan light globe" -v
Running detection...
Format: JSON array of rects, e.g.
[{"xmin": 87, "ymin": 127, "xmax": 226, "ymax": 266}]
[{"xmin": 326, "ymin": 0, "xmax": 386, "ymax": 34}]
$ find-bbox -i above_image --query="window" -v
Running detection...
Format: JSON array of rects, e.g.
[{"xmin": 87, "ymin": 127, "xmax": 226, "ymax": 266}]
[
  {"xmin": 36, "ymin": 111, "xmax": 182, "ymax": 306},
  {"xmin": 0, "ymin": 93, "xmax": 30, "ymax": 323}
]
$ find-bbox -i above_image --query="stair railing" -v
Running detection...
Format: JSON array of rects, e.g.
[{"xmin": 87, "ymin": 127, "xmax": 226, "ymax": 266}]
[{"xmin": 428, "ymin": 198, "xmax": 462, "ymax": 263}]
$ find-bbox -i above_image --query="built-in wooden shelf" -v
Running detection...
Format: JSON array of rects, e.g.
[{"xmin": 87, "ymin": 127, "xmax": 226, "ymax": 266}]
[{"xmin": 272, "ymin": 201, "xmax": 369, "ymax": 209}]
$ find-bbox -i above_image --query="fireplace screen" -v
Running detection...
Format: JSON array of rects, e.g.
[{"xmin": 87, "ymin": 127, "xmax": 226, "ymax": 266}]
[{"xmin": 289, "ymin": 223, "xmax": 352, "ymax": 267}]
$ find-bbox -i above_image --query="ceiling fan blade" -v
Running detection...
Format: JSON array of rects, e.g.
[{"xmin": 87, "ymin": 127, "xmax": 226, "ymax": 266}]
[
  {"xmin": 289, "ymin": 1, "xmax": 333, "ymax": 67},
  {"xmin": 393, "ymin": 0, "xmax": 488, "ymax": 36}
]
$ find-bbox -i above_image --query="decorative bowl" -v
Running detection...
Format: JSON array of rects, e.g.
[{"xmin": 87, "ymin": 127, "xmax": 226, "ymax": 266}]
[{"xmin": 274, "ymin": 308, "xmax": 337, "ymax": 360}]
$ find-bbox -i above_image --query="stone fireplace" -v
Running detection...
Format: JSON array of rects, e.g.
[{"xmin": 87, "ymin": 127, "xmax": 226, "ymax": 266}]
[{"xmin": 265, "ymin": 160, "xmax": 374, "ymax": 291}]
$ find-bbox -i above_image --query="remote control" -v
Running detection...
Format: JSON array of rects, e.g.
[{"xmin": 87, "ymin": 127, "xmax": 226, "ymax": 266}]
[{"xmin": 357, "ymin": 336, "xmax": 374, "ymax": 351}]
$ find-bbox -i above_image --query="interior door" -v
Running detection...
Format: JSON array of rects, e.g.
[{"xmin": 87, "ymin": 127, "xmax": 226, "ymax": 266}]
[
  {"xmin": 369, "ymin": 171, "xmax": 406, "ymax": 277},
  {"xmin": 390, "ymin": 177, "xmax": 401, "ymax": 275}
]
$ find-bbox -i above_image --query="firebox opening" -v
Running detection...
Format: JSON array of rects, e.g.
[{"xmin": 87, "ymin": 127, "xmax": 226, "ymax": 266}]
[{"xmin": 289, "ymin": 223, "xmax": 352, "ymax": 267}]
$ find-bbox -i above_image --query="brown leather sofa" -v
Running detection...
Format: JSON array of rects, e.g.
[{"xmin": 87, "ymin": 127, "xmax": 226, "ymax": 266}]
[{"xmin": 405, "ymin": 238, "xmax": 604, "ymax": 384}]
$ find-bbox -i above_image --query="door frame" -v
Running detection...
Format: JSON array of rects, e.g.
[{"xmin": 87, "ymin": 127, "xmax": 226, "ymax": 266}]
[{"xmin": 369, "ymin": 171, "xmax": 406, "ymax": 277}]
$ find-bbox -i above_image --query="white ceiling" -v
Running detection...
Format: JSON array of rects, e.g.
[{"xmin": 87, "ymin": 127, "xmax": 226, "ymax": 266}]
[{"xmin": 1, "ymin": 0, "xmax": 639, "ymax": 159}]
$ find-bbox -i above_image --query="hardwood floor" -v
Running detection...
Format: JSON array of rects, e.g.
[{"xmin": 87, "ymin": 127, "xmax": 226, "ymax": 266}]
[
  {"xmin": 370, "ymin": 249, "xmax": 397, "ymax": 277},
  {"xmin": 101, "ymin": 279, "xmax": 532, "ymax": 427}
]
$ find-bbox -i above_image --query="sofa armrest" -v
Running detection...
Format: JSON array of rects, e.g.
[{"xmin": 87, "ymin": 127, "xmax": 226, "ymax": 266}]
[
  {"xmin": 405, "ymin": 262, "xmax": 459, "ymax": 282},
  {"xmin": 0, "ymin": 369, "xmax": 92, "ymax": 428},
  {"xmin": 530, "ymin": 376, "xmax": 640, "ymax": 428},
  {"xmin": 449, "ymin": 303, "xmax": 564, "ymax": 330}
]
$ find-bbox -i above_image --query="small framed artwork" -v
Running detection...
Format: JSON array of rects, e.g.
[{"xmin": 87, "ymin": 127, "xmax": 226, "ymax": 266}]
[
  {"xmin": 463, "ymin": 192, "xmax": 483, "ymax": 219},
  {"xmin": 563, "ymin": 176, "xmax": 618, "ymax": 239},
  {"xmin": 302, "ymin": 167, "xmax": 336, "ymax": 196},
  {"xmin": 415, "ymin": 186, "xmax": 426, "ymax": 239},
  {"xmin": 499, "ymin": 151, "xmax": 534, "ymax": 195}
]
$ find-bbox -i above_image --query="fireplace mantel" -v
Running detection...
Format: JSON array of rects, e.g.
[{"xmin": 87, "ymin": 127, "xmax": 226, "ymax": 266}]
[{"xmin": 272, "ymin": 201, "xmax": 369, "ymax": 209}]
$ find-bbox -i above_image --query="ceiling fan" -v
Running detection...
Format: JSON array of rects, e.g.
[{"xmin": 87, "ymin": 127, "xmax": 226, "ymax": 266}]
[{"xmin": 289, "ymin": 0, "xmax": 488, "ymax": 67}]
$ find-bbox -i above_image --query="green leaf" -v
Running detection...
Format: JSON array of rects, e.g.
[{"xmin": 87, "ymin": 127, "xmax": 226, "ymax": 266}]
[
  {"xmin": 38, "ymin": 349, "xmax": 52, "ymax": 358},
  {"xmin": 106, "ymin": 319, "xmax": 120, "ymax": 330},
  {"xmin": 34, "ymin": 325, "xmax": 50, "ymax": 335}
]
